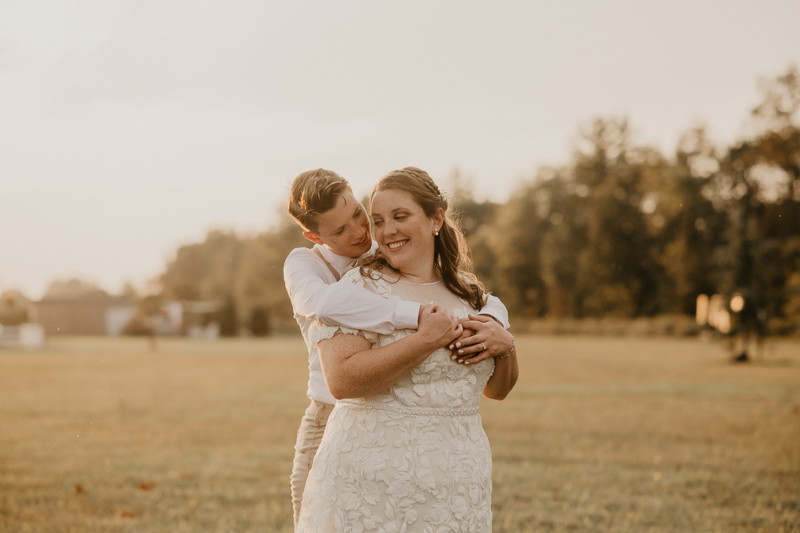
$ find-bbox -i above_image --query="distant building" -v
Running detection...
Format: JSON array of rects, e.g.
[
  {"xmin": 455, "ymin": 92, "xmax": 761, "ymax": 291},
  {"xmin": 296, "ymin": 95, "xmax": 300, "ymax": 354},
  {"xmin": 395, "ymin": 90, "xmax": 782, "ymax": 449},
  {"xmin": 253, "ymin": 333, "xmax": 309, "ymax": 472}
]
[
  {"xmin": 106, "ymin": 304, "xmax": 136, "ymax": 336},
  {"xmin": 31, "ymin": 294, "xmax": 135, "ymax": 336},
  {"xmin": 0, "ymin": 323, "xmax": 45, "ymax": 349}
]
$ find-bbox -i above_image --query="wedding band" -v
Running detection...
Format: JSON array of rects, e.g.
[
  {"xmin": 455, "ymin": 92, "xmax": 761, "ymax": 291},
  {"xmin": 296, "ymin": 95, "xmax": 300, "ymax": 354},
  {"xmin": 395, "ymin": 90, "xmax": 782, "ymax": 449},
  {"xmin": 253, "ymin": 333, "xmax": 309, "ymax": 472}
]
[{"xmin": 481, "ymin": 343, "xmax": 486, "ymax": 351}]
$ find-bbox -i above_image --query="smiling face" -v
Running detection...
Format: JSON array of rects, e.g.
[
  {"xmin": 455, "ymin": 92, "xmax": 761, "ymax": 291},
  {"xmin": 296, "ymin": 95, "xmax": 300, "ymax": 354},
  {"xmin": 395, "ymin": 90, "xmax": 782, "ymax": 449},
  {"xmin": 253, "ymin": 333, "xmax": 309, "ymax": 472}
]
[
  {"xmin": 303, "ymin": 189, "xmax": 372, "ymax": 258},
  {"xmin": 370, "ymin": 188, "xmax": 444, "ymax": 281}
]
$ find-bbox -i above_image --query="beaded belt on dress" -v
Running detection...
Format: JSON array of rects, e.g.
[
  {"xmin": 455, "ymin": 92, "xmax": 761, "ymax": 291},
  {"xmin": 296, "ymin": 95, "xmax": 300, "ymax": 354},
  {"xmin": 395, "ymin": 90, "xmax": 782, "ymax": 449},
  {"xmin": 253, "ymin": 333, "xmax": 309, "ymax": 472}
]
[{"xmin": 335, "ymin": 399, "xmax": 478, "ymax": 417}]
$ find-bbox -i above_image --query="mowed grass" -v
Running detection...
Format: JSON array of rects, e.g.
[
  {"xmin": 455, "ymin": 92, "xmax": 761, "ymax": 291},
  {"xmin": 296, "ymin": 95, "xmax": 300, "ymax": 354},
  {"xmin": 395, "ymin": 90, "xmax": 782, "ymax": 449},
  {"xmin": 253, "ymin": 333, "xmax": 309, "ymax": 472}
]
[{"xmin": 0, "ymin": 336, "xmax": 798, "ymax": 533}]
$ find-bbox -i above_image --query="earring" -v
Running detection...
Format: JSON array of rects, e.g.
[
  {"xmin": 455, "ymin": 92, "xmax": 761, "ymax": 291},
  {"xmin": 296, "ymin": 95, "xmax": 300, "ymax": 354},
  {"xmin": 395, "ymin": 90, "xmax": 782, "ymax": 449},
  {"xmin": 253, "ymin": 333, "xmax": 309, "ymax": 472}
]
[{"xmin": 434, "ymin": 228, "xmax": 439, "ymax": 236}]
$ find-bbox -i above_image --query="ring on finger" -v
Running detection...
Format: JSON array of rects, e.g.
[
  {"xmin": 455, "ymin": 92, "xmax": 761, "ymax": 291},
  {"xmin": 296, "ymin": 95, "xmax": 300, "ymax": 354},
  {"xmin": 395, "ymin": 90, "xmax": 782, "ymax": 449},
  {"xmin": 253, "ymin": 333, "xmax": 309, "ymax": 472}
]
[{"xmin": 481, "ymin": 343, "xmax": 487, "ymax": 351}]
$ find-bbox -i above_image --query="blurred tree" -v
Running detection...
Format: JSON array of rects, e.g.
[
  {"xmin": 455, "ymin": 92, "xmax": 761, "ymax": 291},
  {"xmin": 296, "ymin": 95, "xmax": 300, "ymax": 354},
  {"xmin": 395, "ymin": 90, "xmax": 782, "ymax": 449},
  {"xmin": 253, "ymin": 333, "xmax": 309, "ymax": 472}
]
[
  {"xmin": 777, "ymin": 236, "xmax": 800, "ymax": 334},
  {"xmin": 702, "ymin": 65, "xmax": 800, "ymax": 341},
  {"xmin": 538, "ymin": 170, "xmax": 588, "ymax": 318},
  {"xmin": 158, "ymin": 214, "xmax": 310, "ymax": 335},
  {"xmin": 159, "ymin": 231, "xmax": 243, "ymax": 302},
  {"xmin": 217, "ymin": 296, "xmax": 238, "ymax": 337},
  {"xmin": 751, "ymin": 64, "xmax": 800, "ymax": 135},
  {"xmin": 233, "ymin": 213, "xmax": 309, "ymax": 333},
  {"xmin": 120, "ymin": 282, "xmax": 139, "ymax": 298},
  {"xmin": 249, "ymin": 307, "xmax": 269, "ymax": 336},
  {"xmin": 148, "ymin": 66, "xmax": 800, "ymax": 336},
  {"xmin": 650, "ymin": 126, "xmax": 726, "ymax": 315},
  {"xmin": 490, "ymin": 176, "xmax": 549, "ymax": 317},
  {"xmin": 44, "ymin": 279, "xmax": 107, "ymax": 299},
  {"xmin": 448, "ymin": 168, "xmax": 501, "ymax": 292},
  {"xmin": 446, "ymin": 169, "xmax": 493, "ymax": 239},
  {"xmin": 570, "ymin": 118, "xmax": 662, "ymax": 317},
  {"xmin": 0, "ymin": 291, "xmax": 29, "ymax": 325},
  {"xmin": 232, "ymin": 234, "xmax": 276, "ymax": 331}
]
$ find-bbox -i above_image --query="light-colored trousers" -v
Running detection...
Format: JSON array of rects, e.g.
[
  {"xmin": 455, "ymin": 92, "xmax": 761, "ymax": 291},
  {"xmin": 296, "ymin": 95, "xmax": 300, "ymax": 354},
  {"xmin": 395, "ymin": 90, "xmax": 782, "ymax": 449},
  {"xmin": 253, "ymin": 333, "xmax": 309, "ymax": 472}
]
[{"xmin": 291, "ymin": 399, "xmax": 335, "ymax": 530}]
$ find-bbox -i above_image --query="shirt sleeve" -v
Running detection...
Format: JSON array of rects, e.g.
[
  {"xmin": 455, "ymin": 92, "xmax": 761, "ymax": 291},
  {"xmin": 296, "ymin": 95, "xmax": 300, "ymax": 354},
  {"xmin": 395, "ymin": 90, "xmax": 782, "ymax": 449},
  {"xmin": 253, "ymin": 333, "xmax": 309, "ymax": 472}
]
[
  {"xmin": 479, "ymin": 294, "xmax": 510, "ymax": 329},
  {"xmin": 284, "ymin": 249, "xmax": 421, "ymax": 334}
]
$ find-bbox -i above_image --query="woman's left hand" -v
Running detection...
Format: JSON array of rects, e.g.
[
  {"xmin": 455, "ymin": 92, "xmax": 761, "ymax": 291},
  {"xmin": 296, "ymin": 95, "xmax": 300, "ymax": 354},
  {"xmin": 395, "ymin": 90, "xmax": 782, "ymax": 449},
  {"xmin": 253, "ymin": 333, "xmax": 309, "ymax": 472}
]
[{"xmin": 448, "ymin": 314, "xmax": 513, "ymax": 365}]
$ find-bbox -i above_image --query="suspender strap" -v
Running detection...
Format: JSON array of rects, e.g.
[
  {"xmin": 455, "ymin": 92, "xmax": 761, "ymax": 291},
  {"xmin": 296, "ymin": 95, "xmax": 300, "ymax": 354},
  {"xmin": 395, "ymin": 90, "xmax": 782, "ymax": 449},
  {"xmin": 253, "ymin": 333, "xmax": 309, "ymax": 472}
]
[{"xmin": 313, "ymin": 248, "xmax": 341, "ymax": 282}]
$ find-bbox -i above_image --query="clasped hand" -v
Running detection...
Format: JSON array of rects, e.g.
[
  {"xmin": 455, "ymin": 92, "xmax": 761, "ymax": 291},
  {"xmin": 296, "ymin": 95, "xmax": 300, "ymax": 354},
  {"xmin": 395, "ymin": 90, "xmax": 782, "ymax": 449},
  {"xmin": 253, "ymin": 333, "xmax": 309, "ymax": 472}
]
[
  {"xmin": 416, "ymin": 304, "xmax": 462, "ymax": 349},
  {"xmin": 417, "ymin": 307, "xmax": 513, "ymax": 365},
  {"xmin": 449, "ymin": 314, "xmax": 513, "ymax": 365}
]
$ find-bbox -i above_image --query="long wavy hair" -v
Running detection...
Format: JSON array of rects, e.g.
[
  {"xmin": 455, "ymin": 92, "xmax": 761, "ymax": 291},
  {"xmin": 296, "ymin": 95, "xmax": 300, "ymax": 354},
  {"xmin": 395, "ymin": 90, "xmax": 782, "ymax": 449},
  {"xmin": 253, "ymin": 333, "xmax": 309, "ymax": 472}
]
[{"xmin": 361, "ymin": 167, "xmax": 487, "ymax": 311}]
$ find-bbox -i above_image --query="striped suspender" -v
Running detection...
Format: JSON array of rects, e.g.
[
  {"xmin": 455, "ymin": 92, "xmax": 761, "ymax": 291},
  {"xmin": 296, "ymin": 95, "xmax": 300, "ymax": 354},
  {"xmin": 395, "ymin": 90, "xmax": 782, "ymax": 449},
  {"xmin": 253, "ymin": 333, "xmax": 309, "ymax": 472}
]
[{"xmin": 313, "ymin": 248, "xmax": 341, "ymax": 282}]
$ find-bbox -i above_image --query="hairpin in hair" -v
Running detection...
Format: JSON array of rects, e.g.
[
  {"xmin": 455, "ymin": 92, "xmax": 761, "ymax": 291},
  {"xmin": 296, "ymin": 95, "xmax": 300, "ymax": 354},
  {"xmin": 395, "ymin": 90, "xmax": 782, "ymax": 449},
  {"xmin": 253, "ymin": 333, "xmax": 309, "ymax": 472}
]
[{"xmin": 438, "ymin": 189, "xmax": 451, "ymax": 203}]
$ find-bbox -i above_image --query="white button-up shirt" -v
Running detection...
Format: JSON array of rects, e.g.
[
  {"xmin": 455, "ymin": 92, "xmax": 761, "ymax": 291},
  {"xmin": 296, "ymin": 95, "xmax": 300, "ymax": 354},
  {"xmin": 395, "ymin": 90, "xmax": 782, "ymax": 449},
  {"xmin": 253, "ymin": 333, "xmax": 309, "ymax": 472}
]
[{"xmin": 284, "ymin": 241, "xmax": 510, "ymax": 405}]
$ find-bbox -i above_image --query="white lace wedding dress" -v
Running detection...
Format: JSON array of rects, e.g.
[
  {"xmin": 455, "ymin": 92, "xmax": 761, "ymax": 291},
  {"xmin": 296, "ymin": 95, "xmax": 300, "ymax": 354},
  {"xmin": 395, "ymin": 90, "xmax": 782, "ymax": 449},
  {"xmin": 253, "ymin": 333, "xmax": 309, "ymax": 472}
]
[{"xmin": 296, "ymin": 268, "xmax": 495, "ymax": 533}]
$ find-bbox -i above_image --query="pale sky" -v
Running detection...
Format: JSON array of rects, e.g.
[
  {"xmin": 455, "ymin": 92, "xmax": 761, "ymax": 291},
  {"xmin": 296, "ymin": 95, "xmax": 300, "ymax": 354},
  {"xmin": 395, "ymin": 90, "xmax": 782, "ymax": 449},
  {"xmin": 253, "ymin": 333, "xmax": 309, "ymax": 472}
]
[{"xmin": 1, "ymin": 0, "xmax": 799, "ymax": 299}]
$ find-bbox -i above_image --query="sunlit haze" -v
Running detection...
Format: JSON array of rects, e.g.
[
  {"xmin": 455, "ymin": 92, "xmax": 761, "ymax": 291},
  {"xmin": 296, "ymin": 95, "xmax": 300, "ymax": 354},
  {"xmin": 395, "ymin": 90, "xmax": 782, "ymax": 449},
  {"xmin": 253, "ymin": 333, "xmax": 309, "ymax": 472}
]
[{"xmin": 2, "ymin": 0, "xmax": 799, "ymax": 298}]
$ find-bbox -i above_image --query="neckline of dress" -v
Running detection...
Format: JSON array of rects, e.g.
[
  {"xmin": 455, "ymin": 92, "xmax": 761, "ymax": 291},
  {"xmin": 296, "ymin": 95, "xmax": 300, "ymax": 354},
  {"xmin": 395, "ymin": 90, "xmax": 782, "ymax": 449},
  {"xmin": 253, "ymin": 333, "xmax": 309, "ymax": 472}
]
[{"xmin": 397, "ymin": 278, "xmax": 443, "ymax": 286}]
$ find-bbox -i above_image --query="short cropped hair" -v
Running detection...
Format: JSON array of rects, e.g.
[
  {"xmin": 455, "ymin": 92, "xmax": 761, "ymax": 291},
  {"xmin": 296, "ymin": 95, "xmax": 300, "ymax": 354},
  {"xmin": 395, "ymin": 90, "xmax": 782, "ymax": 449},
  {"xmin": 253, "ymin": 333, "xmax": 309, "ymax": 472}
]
[{"xmin": 287, "ymin": 169, "xmax": 349, "ymax": 234}]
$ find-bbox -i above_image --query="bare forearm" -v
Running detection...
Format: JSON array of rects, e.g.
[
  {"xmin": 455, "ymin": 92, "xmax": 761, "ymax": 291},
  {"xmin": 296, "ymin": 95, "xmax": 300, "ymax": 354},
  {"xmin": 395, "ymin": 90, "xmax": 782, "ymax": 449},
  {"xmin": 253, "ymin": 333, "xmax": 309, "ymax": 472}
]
[
  {"xmin": 484, "ymin": 348, "xmax": 519, "ymax": 400},
  {"xmin": 321, "ymin": 334, "xmax": 440, "ymax": 399},
  {"xmin": 320, "ymin": 304, "xmax": 462, "ymax": 399}
]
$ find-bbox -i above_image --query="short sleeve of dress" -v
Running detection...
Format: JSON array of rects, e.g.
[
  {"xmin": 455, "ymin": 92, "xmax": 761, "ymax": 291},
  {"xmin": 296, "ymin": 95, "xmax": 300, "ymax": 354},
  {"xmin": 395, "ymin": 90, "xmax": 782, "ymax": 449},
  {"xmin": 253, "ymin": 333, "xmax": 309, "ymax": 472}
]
[{"xmin": 311, "ymin": 268, "xmax": 392, "ymax": 347}]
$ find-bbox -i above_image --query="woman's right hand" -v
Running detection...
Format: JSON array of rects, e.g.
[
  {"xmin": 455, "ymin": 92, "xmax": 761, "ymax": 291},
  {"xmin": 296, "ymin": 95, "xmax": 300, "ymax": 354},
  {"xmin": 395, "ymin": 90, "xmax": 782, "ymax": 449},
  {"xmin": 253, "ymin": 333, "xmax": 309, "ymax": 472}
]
[{"xmin": 417, "ymin": 304, "xmax": 462, "ymax": 349}]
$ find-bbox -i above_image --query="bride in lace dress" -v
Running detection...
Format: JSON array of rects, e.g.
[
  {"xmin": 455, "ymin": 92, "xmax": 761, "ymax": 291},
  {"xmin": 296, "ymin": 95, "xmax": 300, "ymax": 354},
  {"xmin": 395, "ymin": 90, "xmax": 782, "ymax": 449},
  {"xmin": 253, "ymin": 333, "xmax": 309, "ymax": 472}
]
[{"xmin": 296, "ymin": 167, "xmax": 519, "ymax": 533}]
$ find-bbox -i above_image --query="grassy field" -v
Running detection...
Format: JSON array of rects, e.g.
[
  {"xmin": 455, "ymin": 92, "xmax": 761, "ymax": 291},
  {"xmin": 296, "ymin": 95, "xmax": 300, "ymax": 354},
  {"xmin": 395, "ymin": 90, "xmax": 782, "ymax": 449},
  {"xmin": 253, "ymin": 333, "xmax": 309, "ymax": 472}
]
[{"xmin": 0, "ymin": 335, "xmax": 798, "ymax": 533}]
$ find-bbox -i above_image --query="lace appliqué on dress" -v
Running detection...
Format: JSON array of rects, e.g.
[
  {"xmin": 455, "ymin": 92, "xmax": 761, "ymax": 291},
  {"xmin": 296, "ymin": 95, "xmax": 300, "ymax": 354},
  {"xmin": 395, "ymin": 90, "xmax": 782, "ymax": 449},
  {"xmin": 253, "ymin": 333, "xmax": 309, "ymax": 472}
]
[{"xmin": 298, "ymin": 268, "xmax": 494, "ymax": 533}]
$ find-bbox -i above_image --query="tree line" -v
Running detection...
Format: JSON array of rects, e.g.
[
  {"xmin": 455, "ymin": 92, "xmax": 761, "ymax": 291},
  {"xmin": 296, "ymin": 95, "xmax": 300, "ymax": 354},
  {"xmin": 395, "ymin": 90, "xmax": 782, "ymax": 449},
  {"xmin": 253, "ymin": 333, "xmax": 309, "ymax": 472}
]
[{"xmin": 154, "ymin": 67, "xmax": 800, "ymax": 336}]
